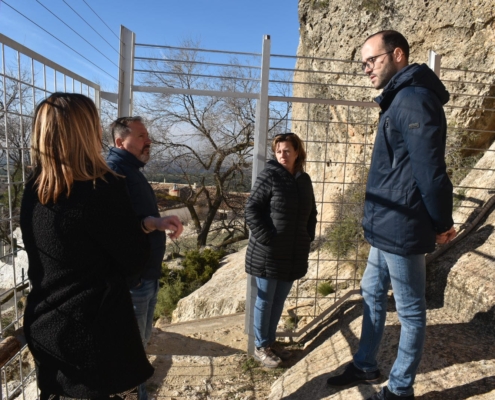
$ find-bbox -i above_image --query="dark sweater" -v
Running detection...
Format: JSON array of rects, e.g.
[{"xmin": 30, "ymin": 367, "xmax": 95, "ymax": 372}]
[
  {"xmin": 106, "ymin": 147, "xmax": 166, "ymax": 283},
  {"xmin": 245, "ymin": 160, "xmax": 317, "ymax": 281},
  {"xmin": 21, "ymin": 173, "xmax": 154, "ymax": 397}
]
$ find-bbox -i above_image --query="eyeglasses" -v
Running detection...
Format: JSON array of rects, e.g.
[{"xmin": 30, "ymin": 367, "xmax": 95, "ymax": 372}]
[{"xmin": 361, "ymin": 50, "xmax": 394, "ymax": 72}]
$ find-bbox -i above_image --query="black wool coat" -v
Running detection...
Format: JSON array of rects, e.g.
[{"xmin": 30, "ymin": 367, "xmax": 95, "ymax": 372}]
[
  {"xmin": 20, "ymin": 173, "xmax": 154, "ymax": 397},
  {"xmin": 245, "ymin": 160, "xmax": 317, "ymax": 281}
]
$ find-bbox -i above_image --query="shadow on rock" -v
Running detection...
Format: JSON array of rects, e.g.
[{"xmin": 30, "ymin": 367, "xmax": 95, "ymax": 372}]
[
  {"xmin": 426, "ymin": 223, "xmax": 494, "ymax": 309},
  {"xmin": 148, "ymin": 330, "xmax": 242, "ymax": 356},
  {"xmin": 276, "ymin": 302, "xmax": 495, "ymax": 399},
  {"xmin": 415, "ymin": 376, "xmax": 495, "ymax": 400}
]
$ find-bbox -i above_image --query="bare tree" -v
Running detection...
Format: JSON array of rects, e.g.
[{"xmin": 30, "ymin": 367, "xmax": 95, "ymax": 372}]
[
  {"xmin": 136, "ymin": 39, "xmax": 291, "ymax": 247},
  {"xmin": 100, "ymin": 98, "xmax": 118, "ymax": 152},
  {"xmin": 0, "ymin": 69, "xmax": 33, "ymax": 253}
]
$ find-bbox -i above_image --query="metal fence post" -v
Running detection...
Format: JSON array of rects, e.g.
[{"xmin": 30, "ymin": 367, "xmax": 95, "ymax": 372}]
[
  {"xmin": 118, "ymin": 25, "xmax": 135, "ymax": 117},
  {"xmin": 245, "ymin": 35, "xmax": 271, "ymax": 356},
  {"xmin": 428, "ymin": 50, "xmax": 442, "ymax": 77}
]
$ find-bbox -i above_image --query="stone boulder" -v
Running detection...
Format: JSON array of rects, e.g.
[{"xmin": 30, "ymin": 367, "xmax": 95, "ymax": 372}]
[
  {"xmin": 170, "ymin": 243, "xmax": 360, "ymax": 327},
  {"xmin": 171, "ymin": 247, "xmax": 248, "ymax": 323}
]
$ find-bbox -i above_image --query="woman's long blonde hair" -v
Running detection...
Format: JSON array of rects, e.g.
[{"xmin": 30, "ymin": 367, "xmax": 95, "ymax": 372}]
[{"xmin": 31, "ymin": 92, "xmax": 114, "ymax": 204}]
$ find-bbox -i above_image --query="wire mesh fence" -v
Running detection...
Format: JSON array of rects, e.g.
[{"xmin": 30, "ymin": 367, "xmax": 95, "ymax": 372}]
[
  {"xmin": 0, "ymin": 33, "xmax": 101, "ymax": 400},
  {"xmin": 264, "ymin": 53, "xmax": 495, "ymax": 335},
  {"xmin": 1, "ymin": 28, "xmax": 494, "ymax": 396},
  {"xmin": 126, "ymin": 35, "xmax": 495, "ymax": 338}
]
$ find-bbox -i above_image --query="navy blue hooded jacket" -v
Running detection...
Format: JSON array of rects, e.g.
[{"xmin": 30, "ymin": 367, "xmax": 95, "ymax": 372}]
[
  {"xmin": 363, "ymin": 63, "xmax": 454, "ymax": 255},
  {"xmin": 107, "ymin": 147, "xmax": 165, "ymax": 283}
]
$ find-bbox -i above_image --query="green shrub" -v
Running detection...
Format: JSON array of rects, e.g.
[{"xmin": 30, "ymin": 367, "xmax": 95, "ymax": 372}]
[
  {"xmin": 154, "ymin": 248, "xmax": 227, "ymax": 320},
  {"xmin": 154, "ymin": 278, "xmax": 185, "ymax": 319},
  {"xmin": 182, "ymin": 248, "xmax": 226, "ymax": 285},
  {"xmin": 284, "ymin": 316, "xmax": 299, "ymax": 331},
  {"xmin": 311, "ymin": 0, "xmax": 329, "ymax": 10},
  {"xmin": 360, "ymin": 0, "xmax": 383, "ymax": 13},
  {"xmin": 317, "ymin": 281, "xmax": 335, "ymax": 296},
  {"xmin": 326, "ymin": 216, "xmax": 361, "ymax": 258},
  {"xmin": 324, "ymin": 181, "xmax": 366, "ymax": 259}
]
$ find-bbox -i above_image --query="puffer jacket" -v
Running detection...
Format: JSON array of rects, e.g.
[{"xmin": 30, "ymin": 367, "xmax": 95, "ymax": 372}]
[
  {"xmin": 245, "ymin": 160, "xmax": 317, "ymax": 281},
  {"xmin": 363, "ymin": 63, "xmax": 454, "ymax": 255},
  {"xmin": 106, "ymin": 147, "xmax": 165, "ymax": 284}
]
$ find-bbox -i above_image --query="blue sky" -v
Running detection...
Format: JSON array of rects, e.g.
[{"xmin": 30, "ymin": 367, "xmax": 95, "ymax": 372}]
[{"xmin": 0, "ymin": 0, "xmax": 300, "ymax": 91}]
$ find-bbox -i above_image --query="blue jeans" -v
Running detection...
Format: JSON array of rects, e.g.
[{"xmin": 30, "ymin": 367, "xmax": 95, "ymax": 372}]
[
  {"xmin": 353, "ymin": 246, "xmax": 426, "ymax": 397},
  {"xmin": 254, "ymin": 277, "xmax": 293, "ymax": 348},
  {"xmin": 130, "ymin": 279, "xmax": 159, "ymax": 400}
]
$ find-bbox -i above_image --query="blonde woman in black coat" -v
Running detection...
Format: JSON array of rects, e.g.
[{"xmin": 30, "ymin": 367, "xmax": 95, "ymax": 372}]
[
  {"xmin": 245, "ymin": 132, "xmax": 317, "ymax": 368},
  {"xmin": 20, "ymin": 93, "xmax": 154, "ymax": 399}
]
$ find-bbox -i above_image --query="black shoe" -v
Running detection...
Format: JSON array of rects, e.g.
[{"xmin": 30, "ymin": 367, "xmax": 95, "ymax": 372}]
[
  {"xmin": 367, "ymin": 386, "xmax": 415, "ymax": 400},
  {"xmin": 326, "ymin": 362, "xmax": 382, "ymax": 387}
]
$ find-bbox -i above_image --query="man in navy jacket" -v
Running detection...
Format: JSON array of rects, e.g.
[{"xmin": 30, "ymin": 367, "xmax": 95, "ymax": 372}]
[
  {"xmin": 107, "ymin": 116, "xmax": 183, "ymax": 400},
  {"xmin": 326, "ymin": 31, "xmax": 456, "ymax": 400}
]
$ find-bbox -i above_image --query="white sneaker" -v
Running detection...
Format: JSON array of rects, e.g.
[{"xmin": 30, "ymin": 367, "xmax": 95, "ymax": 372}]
[{"xmin": 254, "ymin": 346, "xmax": 281, "ymax": 368}]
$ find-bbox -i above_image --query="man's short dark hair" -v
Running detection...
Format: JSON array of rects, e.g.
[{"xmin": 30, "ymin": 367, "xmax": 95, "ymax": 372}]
[
  {"xmin": 110, "ymin": 116, "xmax": 143, "ymax": 143},
  {"xmin": 366, "ymin": 30, "xmax": 410, "ymax": 61}
]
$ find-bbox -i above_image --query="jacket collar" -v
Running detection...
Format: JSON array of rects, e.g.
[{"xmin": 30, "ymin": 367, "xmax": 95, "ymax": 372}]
[
  {"xmin": 267, "ymin": 159, "xmax": 301, "ymax": 178},
  {"xmin": 374, "ymin": 63, "xmax": 450, "ymax": 111},
  {"xmin": 107, "ymin": 147, "xmax": 146, "ymax": 169}
]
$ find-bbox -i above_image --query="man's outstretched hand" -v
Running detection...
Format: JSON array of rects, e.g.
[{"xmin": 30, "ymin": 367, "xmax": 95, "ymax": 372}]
[
  {"xmin": 436, "ymin": 226, "xmax": 457, "ymax": 245},
  {"xmin": 143, "ymin": 215, "xmax": 184, "ymax": 239}
]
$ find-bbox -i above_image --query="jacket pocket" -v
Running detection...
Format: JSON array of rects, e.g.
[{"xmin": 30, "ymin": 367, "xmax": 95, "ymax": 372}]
[{"xmin": 365, "ymin": 187, "xmax": 408, "ymax": 248}]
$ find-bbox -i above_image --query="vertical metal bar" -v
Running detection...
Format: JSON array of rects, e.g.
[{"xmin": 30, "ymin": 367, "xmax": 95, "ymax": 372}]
[
  {"xmin": 43, "ymin": 63, "xmax": 46, "ymax": 94},
  {"xmin": 118, "ymin": 25, "xmax": 135, "ymax": 117},
  {"xmin": 7, "ymin": 52, "xmax": 19, "ymax": 328},
  {"xmin": 95, "ymin": 88, "xmax": 101, "ymax": 113},
  {"xmin": 428, "ymin": 50, "xmax": 442, "ymax": 78},
  {"xmin": 12, "ymin": 51, "xmax": 23, "ymax": 328},
  {"xmin": 245, "ymin": 35, "xmax": 271, "ymax": 356},
  {"xmin": 27, "ymin": 57, "xmax": 34, "ymax": 181},
  {"xmin": 0, "ymin": 49, "xmax": 6, "ymax": 366}
]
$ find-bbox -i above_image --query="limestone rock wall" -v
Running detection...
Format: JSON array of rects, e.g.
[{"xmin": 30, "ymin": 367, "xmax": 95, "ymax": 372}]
[
  {"xmin": 294, "ymin": 0, "xmax": 495, "ymax": 223},
  {"xmin": 426, "ymin": 140, "xmax": 495, "ymax": 326}
]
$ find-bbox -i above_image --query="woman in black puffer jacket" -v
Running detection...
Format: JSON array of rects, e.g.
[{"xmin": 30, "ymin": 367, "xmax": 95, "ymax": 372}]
[{"xmin": 245, "ymin": 132, "xmax": 317, "ymax": 368}]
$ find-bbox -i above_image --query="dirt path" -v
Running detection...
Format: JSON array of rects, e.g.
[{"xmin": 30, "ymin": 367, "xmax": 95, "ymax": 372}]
[{"xmin": 145, "ymin": 313, "xmax": 288, "ymax": 399}]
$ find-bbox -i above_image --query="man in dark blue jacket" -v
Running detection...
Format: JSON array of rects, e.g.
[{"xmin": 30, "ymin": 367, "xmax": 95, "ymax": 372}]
[
  {"xmin": 326, "ymin": 31, "xmax": 456, "ymax": 400},
  {"xmin": 107, "ymin": 116, "xmax": 183, "ymax": 400}
]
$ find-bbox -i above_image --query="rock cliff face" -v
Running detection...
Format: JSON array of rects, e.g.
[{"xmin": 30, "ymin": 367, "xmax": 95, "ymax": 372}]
[
  {"xmin": 294, "ymin": 0, "xmax": 495, "ymax": 223},
  {"xmin": 426, "ymin": 139, "xmax": 495, "ymax": 326},
  {"xmin": 298, "ymin": 0, "xmax": 495, "ymax": 67}
]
